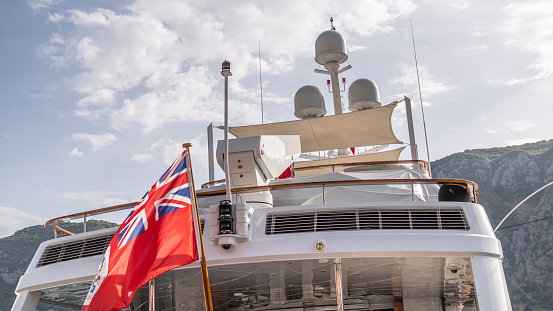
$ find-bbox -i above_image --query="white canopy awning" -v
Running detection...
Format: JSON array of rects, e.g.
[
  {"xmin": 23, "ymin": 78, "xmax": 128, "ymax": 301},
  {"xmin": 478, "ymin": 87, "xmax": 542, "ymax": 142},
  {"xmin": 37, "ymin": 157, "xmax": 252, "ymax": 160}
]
[{"xmin": 229, "ymin": 103, "xmax": 403, "ymax": 153}]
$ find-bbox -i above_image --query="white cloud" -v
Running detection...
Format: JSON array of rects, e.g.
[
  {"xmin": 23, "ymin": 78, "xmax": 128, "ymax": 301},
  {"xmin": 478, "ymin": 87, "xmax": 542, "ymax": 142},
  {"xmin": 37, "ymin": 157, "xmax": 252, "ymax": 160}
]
[
  {"xmin": 128, "ymin": 137, "xmax": 186, "ymax": 166},
  {"xmin": 71, "ymin": 132, "xmax": 117, "ymax": 151},
  {"xmin": 0, "ymin": 206, "xmax": 48, "ymax": 238},
  {"xmin": 137, "ymin": 135, "xmax": 209, "ymax": 169},
  {"xmin": 146, "ymin": 137, "xmax": 189, "ymax": 166},
  {"xmin": 503, "ymin": 138, "xmax": 542, "ymax": 147},
  {"xmin": 162, "ymin": 141, "xmax": 186, "ymax": 166},
  {"xmin": 470, "ymin": 26, "xmax": 488, "ymax": 37},
  {"xmin": 347, "ymin": 44, "xmax": 367, "ymax": 53},
  {"xmin": 486, "ymin": 120, "xmax": 539, "ymax": 134},
  {"xmin": 75, "ymin": 88, "xmax": 116, "ymax": 119},
  {"xmin": 389, "ymin": 62, "xmax": 455, "ymax": 103},
  {"xmin": 186, "ymin": 136, "xmax": 209, "ymax": 169},
  {"xmin": 451, "ymin": 1, "xmax": 471, "ymax": 10},
  {"xmin": 501, "ymin": 1, "xmax": 553, "ymax": 84},
  {"xmin": 69, "ymin": 147, "xmax": 83, "ymax": 157},
  {"xmin": 28, "ymin": 0, "xmax": 63, "ymax": 14},
  {"xmin": 42, "ymin": 190, "xmax": 131, "ymax": 209},
  {"xmin": 111, "ymin": 66, "xmax": 222, "ymax": 133},
  {"xmin": 508, "ymin": 120, "xmax": 538, "ymax": 132},
  {"xmin": 463, "ymin": 45, "xmax": 488, "ymax": 54},
  {"xmin": 130, "ymin": 153, "xmax": 155, "ymax": 163},
  {"xmin": 37, "ymin": 0, "xmax": 417, "ymax": 133}
]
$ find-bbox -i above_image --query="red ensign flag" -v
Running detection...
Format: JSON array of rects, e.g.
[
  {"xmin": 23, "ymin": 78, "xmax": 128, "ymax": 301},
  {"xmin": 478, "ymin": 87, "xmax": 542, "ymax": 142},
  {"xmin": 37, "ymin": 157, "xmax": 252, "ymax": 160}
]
[{"xmin": 82, "ymin": 150, "xmax": 199, "ymax": 311}]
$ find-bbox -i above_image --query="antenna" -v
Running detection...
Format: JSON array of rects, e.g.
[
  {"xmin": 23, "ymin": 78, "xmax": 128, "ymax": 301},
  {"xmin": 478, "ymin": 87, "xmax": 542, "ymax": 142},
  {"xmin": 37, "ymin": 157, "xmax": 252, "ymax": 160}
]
[
  {"xmin": 494, "ymin": 181, "xmax": 553, "ymax": 232},
  {"xmin": 410, "ymin": 20, "xmax": 432, "ymax": 177},
  {"xmin": 259, "ymin": 41, "xmax": 264, "ymax": 124},
  {"xmin": 314, "ymin": 17, "xmax": 350, "ymax": 115}
]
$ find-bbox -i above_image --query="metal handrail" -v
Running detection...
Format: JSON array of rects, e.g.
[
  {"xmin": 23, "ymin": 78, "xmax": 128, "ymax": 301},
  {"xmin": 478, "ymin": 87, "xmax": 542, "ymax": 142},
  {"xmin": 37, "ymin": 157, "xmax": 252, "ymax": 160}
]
[
  {"xmin": 201, "ymin": 179, "xmax": 225, "ymax": 189},
  {"xmin": 199, "ymin": 178, "xmax": 478, "ymax": 202},
  {"xmin": 44, "ymin": 178, "xmax": 478, "ymax": 237},
  {"xmin": 44, "ymin": 202, "xmax": 138, "ymax": 238},
  {"xmin": 200, "ymin": 160, "xmax": 430, "ymax": 189},
  {"xmin": 294, "ymin": 160, "xmax": 430, "ymax": 172}
]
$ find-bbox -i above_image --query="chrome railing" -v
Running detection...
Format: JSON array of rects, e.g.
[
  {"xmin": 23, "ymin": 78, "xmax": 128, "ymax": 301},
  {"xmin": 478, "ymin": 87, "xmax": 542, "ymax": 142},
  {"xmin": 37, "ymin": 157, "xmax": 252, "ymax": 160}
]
[
  {"xmin": 200, "ymin": 160, "xmax": 430, "ymax": 189},
  {"xmin": 45, "ymin": 177, "xmax": 478, "ymax": 237},
  {"xmin": 44, "ymin": 202, "xmax": 137, "ymax": 238}
]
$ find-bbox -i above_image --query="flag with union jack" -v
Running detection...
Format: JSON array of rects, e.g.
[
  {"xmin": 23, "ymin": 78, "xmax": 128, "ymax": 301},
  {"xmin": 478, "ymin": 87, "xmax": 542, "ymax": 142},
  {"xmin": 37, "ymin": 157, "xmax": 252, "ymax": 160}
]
[{"xmin": 82, "ymin": 150, "xmax": 199, "ymax": 311}]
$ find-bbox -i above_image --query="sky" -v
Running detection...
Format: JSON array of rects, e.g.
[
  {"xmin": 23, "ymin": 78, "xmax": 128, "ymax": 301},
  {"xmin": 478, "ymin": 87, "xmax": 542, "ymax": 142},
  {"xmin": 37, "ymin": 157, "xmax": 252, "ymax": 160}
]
[{"xmin": 1, "ymin": 0, "xmax": 552, "ymax": 238}]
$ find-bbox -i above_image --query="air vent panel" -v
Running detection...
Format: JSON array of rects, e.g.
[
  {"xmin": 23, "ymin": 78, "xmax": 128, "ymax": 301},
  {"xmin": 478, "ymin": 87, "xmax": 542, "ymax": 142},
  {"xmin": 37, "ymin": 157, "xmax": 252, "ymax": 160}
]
[
  {"xmin": 37, "ymin": 219, "xmax": 206, "ymax": 267},
  {"xmin": 265, "ymin": 208, "xmax": 469, "ymax": 235},
  {"xmin": 37, "ymin": 233, "xmax": 113, "ymax": 267}
]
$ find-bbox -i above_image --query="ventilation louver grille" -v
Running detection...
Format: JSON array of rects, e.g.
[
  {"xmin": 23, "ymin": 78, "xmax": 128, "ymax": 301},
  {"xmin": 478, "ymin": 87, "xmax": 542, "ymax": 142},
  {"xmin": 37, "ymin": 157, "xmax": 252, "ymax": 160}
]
[
  {"xmin": 37, "ymin": 233, "xmax": 114, "ymax": 267},
  {"xmin": 37, "ymin": 220, "xmax": 206, "ymax": 267},
  {"xmin": 265, "ymin": 209, "xmax": 468, "ymax": 235}
]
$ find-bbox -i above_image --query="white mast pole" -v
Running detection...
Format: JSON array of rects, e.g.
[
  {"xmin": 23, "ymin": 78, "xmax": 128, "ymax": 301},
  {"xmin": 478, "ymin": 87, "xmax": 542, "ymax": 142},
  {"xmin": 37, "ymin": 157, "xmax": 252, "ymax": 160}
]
[
  {"xmin": 221, "ymin": 61, "xmax": 232, "ymax": 201},
  {"xmin": 207, "ymin": 123, "xmax": 214, "ymax": 183},
  {"xmin": 325, "ymin": 62, "xmax": 343, "ymax": 115}
]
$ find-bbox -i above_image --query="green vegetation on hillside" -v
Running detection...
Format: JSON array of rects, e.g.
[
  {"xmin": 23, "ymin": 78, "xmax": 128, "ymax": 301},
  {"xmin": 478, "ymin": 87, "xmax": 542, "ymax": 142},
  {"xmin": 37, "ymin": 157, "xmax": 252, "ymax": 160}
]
[
  {"xmin": 0, "ymin": 220, "xmax": 117, "ymax": 311},
  {"xmin": 433, "ymin": 138, "xmax": 553, "ymax": 311},
  {"xmin": 462, "ymin": 139, "xmax": 553, "ymax": 162}
]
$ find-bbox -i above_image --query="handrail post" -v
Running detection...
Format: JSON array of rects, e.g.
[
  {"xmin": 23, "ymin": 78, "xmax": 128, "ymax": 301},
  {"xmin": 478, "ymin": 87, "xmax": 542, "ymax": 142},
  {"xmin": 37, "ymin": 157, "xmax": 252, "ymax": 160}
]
[
  {"xmin": 83, "ymin": 215, "xmax": 87, "ymax": 233},
  {"xmin": 411, "ymin": 181, "xmax": 415, "ymax": 201}
]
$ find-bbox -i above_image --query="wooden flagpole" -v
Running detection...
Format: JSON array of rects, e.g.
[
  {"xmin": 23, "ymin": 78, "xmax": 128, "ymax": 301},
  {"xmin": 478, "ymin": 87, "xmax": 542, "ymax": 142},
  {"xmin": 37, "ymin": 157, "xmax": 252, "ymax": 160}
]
[
  {"xmin": 183, "ymin": 143, "xmax": 214, "ymax": 311},
  {"xmin": 148, "ymin": 279, "xmax": 155, "ymax": 311}
]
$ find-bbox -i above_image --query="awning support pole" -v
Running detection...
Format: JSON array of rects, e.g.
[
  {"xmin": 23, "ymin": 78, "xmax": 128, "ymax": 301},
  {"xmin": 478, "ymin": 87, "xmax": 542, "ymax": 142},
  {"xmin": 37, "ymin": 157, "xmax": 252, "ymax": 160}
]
[{"xmin": 404, "ymin": 96, "xmax": 418, "ymax": 161}]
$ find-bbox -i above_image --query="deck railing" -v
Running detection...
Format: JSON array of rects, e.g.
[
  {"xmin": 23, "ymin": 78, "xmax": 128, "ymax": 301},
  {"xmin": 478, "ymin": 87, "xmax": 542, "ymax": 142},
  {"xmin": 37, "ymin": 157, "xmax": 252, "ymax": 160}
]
[
  {"xmin": 44, "ymin": 178, "xmax": 478, "ymax": 237},
  {"xmin": 200, "ymin": 160, "xmax": 430, "ymax": 189},
  {"xmin": 293, "ymin": 159, "xmax": 430, "ymax": 173},
  {"xmin": 44, "ymin": 202, "xmax": 137, "ymax": 238}
]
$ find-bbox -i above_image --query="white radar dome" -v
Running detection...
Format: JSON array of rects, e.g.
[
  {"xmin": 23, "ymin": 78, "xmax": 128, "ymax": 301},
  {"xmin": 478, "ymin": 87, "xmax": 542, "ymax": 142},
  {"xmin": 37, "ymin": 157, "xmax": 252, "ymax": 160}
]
[
  {"xmin": 294, "ymin": 85, "xmax": 327, "ymax": 119},
  {"xmin": 348, "ymin": 78, "xmax": 381, "ymax": 111},
  {"xmin": 315, "ymin": 30, "xmax": 348, "ymax": 65}
]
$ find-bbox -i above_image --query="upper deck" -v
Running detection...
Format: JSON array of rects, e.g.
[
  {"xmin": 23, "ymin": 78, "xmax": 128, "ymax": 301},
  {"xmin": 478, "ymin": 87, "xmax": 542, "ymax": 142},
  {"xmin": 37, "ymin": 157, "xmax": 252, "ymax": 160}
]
[{"xmin": 12, "ymin": 161, "xmax": 509, "ymax": 310}]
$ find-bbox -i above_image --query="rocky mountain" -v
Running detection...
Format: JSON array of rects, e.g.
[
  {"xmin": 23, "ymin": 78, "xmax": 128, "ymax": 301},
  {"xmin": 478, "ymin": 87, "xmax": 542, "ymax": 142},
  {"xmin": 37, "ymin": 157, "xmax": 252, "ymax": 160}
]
[
  {"xmin": 0, "ymin": 221, "xmax": 117, "ymax": 311},
  {"xmin": 2, "ymin": 140, "xmax": 553, "ymax": 310},
  {"xmin": 432, "ymin": 139, "xmax": 553, "ymax": 311}
]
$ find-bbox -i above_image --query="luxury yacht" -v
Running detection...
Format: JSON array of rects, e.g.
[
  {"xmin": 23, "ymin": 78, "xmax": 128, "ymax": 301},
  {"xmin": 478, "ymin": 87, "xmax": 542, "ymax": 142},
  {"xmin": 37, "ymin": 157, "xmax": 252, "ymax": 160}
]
[{"xmin": 12, "ymin": 20, "xmax": 512, "ymax": 311}]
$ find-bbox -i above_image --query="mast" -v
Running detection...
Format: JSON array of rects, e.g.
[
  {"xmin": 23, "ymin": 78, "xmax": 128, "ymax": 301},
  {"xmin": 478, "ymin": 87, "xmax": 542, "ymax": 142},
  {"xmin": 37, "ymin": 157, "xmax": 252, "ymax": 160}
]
[
  {"xmin": 314, "ymin": 17, "xmax": 351, "ymax": 116},
  {"xmin": 221, "ymin": 60, "xmax": 232, "ymax": 201}
]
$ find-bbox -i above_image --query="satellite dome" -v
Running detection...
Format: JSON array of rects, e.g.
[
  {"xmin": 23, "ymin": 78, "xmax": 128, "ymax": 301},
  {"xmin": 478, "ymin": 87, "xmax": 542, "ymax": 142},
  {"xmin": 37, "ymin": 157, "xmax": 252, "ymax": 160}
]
[
  {"xmin": 348, "ymin": 78, "xmax": 381, "ymax": 111},
  {"xmin": 315, "ymin": 30, "xmax": 348, "ymax": 65},
  {"xmin": 294, "ymin": 85, "xmax": 327, "ymax": 119}
]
